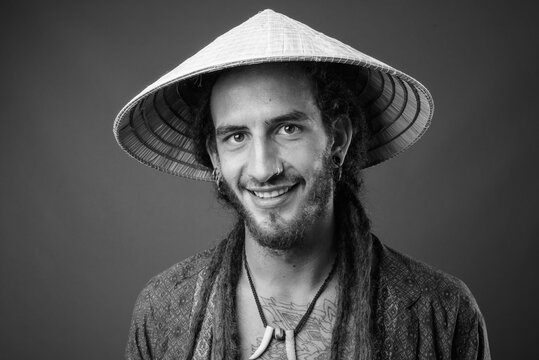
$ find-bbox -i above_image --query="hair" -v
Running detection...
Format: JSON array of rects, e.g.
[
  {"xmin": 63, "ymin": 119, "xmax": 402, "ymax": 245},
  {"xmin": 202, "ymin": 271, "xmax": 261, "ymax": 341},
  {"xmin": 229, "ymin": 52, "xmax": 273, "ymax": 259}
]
[{"xmin": 183, "ymin": 62, "xmax": 375, "ymax": 359}]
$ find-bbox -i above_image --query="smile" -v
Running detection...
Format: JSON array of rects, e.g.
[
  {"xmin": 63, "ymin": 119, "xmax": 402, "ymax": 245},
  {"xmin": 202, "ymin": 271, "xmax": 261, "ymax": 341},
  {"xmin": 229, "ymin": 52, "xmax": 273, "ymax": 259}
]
[
  {"xmin": 251, "ymin": 186, "xmax": 292, "ymax": 199},
  {"xmin": 245, "ymin": 184, "xmax": 298, "ymax": 207}
]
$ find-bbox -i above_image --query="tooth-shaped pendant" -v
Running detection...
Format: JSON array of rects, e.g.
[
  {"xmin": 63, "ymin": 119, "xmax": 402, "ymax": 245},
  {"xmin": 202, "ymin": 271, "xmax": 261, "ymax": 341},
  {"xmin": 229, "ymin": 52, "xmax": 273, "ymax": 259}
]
[
  {"xmin": 285, "ymin": 330, "xmax": 296, "ymax": 360},
  {"xmin": 249, "ymin": 325, "xmax": 274, "ymax": 359}
]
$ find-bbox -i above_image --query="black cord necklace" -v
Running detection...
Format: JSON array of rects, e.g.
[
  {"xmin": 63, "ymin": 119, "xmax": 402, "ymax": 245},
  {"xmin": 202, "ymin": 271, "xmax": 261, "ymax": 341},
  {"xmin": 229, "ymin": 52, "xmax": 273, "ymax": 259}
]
[{"xmin": 243, "ymin": 249, "xmax": 337, "ymax": 360}]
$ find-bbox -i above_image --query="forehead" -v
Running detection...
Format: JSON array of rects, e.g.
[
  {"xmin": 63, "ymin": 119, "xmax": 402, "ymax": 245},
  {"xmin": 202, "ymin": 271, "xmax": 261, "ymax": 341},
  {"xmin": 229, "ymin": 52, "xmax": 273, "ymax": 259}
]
[{"xmin": 209, "ymin": 63, "xmax": 318, "ymax": 126}]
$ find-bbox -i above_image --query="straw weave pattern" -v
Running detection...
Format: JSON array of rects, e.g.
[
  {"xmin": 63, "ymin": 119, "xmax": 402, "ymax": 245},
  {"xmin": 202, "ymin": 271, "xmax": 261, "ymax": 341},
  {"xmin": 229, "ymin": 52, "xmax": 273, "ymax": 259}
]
[{"xmin": 113, "ymin": 9, "xmax": 434, "ymax": 179}]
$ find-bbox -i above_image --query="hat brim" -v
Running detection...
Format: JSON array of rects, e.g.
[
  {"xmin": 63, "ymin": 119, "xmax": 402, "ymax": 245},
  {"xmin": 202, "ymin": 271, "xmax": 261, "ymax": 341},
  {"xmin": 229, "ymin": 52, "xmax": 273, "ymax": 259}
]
[{"xmin": 113, "ymin": 10, "xmax": 433, "ymax": 180}]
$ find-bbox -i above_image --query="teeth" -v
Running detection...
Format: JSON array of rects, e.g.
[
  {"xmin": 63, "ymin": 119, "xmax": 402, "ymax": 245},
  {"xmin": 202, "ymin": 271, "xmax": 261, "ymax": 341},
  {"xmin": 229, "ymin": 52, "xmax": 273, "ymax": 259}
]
[{"xmin": 253, "ymin": 187, "xmax": 290, "ymax": 199}]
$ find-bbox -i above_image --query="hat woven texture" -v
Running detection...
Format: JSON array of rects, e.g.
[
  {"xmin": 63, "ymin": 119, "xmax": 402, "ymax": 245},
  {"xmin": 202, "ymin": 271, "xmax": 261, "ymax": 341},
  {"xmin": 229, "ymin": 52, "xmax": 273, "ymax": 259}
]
[{"xmin": 113, "ymin": 9, "xmax": 434, "ymax": 180}]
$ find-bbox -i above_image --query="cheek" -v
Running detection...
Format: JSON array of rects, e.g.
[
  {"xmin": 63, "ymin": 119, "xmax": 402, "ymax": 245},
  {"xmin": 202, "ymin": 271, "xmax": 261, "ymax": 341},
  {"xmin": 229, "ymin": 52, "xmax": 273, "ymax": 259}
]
[
  {"xmin": 286, "ymin": 139, "xmax": 329, "ymax": 173},
  {"xmin": 218, "ymin": 154, "xmax": 245, "ymax": 186}
]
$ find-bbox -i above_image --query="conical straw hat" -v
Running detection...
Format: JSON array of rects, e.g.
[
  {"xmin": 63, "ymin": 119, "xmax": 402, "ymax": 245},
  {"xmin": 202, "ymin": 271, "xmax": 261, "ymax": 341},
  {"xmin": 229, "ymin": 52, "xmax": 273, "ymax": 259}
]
[{"xmin": 113, "ymin": 9, "xmax": 434, "ymax": 180}]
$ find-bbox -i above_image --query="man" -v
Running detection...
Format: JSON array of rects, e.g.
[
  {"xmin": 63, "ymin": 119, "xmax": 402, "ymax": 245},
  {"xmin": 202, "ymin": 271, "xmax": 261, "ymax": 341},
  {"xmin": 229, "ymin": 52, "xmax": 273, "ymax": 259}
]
[{"xmin": 115, "ymin": 10, "xmax": 490, "ymax": 360}]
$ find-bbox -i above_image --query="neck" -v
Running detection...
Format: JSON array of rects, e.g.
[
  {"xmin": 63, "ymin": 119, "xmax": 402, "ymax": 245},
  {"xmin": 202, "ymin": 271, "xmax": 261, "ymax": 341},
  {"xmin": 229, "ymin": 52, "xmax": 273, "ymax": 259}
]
[{"xmin": 243, "ymin": 211, "xmax": 337, "ymax": 303}]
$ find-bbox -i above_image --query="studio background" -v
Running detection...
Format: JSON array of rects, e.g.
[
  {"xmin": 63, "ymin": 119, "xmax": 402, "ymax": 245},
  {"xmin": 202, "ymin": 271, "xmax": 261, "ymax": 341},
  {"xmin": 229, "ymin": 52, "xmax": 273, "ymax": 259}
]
[{"xmin": 1, "ymin": 0, "xmax": 537, "ymax": 358}]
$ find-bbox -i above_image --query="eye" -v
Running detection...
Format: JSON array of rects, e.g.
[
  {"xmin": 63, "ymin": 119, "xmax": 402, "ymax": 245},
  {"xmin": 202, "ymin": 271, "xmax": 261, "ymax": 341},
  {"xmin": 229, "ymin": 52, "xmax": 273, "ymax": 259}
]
[
  {"xmin": 278, "ymin": 124, "xmax": 301, "ymax": 135},
  {"xmin": 227, "ymin": 133, "xmax": 246, "ymax": 144}
]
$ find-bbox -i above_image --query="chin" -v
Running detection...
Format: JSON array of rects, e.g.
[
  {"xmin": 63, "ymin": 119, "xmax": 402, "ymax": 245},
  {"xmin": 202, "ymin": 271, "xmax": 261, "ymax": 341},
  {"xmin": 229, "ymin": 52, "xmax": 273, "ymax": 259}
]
[
  {"xmin": 248, "ymin": 221, "xmax": 304, "ymax": 251},
  {"xmin": 245, "ymin": 212, "xmax": 305, "ymax": 250}
]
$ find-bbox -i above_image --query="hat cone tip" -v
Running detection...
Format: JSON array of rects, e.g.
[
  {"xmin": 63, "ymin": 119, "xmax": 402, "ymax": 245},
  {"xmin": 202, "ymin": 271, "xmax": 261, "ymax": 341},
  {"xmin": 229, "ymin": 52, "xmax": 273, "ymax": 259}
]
[{"xmin": 259, "ymin": 9, "xmax": 277, "ymax": 15}]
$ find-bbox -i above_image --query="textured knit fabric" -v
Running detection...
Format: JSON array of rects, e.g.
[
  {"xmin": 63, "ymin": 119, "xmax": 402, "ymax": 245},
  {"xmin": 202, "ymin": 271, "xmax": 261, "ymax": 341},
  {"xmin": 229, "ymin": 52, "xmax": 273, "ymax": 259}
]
[{"xmin": 126, "ymin": 237, "xmax": 490, "ymax": 360}]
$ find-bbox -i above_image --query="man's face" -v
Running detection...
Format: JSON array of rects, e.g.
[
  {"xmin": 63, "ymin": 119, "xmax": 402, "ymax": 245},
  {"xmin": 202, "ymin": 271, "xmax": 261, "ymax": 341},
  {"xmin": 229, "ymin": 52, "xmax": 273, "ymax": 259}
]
[{"xmin": 208, "ymin": 64, "xmax": 335, "ymax": 250}]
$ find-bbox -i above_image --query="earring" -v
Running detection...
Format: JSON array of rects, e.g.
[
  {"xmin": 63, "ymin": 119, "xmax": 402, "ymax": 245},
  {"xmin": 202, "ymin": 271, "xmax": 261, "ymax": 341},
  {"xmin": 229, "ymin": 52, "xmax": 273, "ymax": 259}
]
[
  {"xmin": 332, "ymin": 154, "xmax": 342, "ymax": 182},
  {"xmin": 212, "ymin": 167, "xmax": 223, "ymax": 192},
  {"xmin": 275, "ymin": 165, "xmax": 283, "ymax": 176}
]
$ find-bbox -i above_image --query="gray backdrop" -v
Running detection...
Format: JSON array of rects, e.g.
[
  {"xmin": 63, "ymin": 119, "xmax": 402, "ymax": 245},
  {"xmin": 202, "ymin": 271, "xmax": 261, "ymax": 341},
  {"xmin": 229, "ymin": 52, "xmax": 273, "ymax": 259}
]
[{"xmin": 2, "ymin": 0, "xmax": 537, "ymax": 358}]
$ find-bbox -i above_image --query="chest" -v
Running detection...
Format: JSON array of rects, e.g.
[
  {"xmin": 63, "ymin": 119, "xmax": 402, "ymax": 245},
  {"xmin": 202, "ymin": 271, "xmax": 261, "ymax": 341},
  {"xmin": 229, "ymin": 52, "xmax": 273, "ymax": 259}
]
[{"xmin": 236, "ymin": 283, "xmax": 338, "ymax": 360}]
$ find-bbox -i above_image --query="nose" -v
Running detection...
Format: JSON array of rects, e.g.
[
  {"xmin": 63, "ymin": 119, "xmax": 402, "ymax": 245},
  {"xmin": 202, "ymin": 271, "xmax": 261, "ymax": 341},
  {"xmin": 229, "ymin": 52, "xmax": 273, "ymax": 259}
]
[{"xmin": 246, "ymin": 139, "xmax": 282, "ymax": 183}]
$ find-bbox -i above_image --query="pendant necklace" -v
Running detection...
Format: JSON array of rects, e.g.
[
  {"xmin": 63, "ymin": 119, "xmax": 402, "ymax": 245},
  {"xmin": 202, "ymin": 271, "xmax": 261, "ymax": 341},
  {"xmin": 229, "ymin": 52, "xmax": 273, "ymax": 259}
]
[{"xmin": 243, "ymin": 249, "xmax": 337, "ymax": 360}]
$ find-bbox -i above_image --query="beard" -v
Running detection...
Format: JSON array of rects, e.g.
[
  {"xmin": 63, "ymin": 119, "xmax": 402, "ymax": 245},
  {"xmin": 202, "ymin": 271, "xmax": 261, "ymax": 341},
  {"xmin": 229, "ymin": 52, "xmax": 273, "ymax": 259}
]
[{"xmin": 217, "ymin": 151, "xmax": 335, "ymax": 251}]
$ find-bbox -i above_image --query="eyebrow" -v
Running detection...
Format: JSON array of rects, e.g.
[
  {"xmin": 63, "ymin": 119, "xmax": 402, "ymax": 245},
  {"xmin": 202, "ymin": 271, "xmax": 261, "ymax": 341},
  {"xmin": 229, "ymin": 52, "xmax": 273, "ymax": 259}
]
[
  {"xmin": 215, "ymin": 125, "xmax": 248, "ymax": 138},
  {"xmin": 214, "ymin": 111, "xmax": 310, "ymax": 138},
  {"xmin": 265, "ymin": 110, "xmax": 309, "ymax": 126}
]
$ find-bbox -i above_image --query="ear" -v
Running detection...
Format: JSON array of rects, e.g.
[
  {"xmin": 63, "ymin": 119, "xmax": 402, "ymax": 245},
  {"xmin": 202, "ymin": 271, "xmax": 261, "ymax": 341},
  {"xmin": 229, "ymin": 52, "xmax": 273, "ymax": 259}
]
[
  {"xmin": 331, "ymin": 115, "xmax": 353, "ymax": 162},
  {"xmin": 206, "ymin": 137, "xmax": 220, "ymax": 169}
]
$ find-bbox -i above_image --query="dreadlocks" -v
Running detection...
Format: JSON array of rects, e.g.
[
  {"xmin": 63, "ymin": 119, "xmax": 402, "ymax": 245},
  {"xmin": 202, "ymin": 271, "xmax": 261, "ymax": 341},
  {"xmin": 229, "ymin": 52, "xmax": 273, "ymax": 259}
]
[{"xmin": 184, "ymin": 62, "xmax": 375, "ymax": 360}]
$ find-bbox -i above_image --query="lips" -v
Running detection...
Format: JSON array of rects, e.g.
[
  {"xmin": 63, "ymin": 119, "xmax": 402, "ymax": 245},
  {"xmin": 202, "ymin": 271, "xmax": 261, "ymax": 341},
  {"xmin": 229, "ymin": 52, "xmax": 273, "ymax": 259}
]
[
  {"xmin": 245, "ymin": 184, "xmax": 298, "ymax": 206},
  {"xmin": 251, "ymin": 186, "xmax": 292, "ymax": 199}
]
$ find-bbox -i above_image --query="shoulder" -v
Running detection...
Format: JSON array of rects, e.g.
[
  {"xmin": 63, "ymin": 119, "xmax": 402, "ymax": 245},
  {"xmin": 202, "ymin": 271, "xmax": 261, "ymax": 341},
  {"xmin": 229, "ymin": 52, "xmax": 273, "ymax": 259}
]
[
  {"xmin": 126, "ymin": 246, "xmax": 218, "ymax": 359},
  {"xmin": 147, "ymin": 247, "xmax": 215, "ymax": 291},
  {"xmin": 376, "ymin": 238, "xmax": 483, "ymax": 318},
  {"xmin": 136, "ymin": 246, "xmax": 216, "ymax": 311},
  {"xmin": 379, "ymin": 242, "xmax": 477, "ymax": 305},
  {"xmin": 373, "ymin": 237, "xmax": 490, "ymax": 359}
]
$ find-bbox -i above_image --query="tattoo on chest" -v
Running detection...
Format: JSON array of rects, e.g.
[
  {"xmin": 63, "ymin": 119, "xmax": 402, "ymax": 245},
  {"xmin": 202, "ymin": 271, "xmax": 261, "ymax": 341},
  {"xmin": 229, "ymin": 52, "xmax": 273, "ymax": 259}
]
[{"xmin": 251, "ymin": 296, "xmax": 337, "ymax": 359}]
